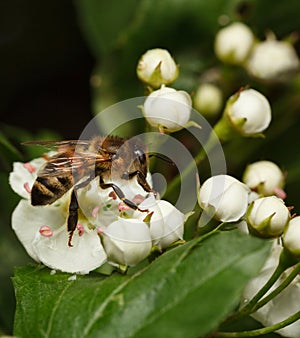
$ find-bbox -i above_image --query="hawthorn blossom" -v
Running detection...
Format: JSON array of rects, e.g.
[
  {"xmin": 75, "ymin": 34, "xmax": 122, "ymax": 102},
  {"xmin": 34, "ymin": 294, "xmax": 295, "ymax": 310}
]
[
  {"xmin": 193, "ymin": 83, "xmax": 223, "ymax": 117},
  {"xmin": 214, "ymin": 22, "xmax": 255, "ymax": 65},
  {"xmin": 243, "ymin": 160, "xmax": 286, "ymax": 199},
  {"xmin": 137, "ymin": 48, "xmax": 179, "ymax": 88},
  {"xmin": 246, "ymin": 196, "xmax": 290, "ymax": 238},
  {"xmin": 243, "ymin": 241, "xmax": 300, "ymax": 337},
  {"xmin": 9, "ymin": 156, "xmax": 152, "ymax": 273},
  {"xmin": 247, "ymin": 37, "xmax": 299, "ymax": 81},
  {"xmin": 142, "ymin": 85, "xmax": 192, "ymax": 132},
  {"xmin": 133, "ymin": 195, "xmax": 185, "ymax": 249},
  {"xmin": 198, "ymin": 174, "xmax": 250, "ymax": 223},
  {"xmin": 101, "ymin": 217, "xmax": 152, "ymax": 266},
  {"xmin": 225, "ymin": 88, "xmax": 272, "ymax": 136}
]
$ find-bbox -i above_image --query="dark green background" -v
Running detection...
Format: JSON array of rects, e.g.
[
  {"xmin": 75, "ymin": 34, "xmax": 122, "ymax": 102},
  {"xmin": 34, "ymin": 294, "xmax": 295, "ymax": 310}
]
[{"xmin": 1, "ymin": 0, "xmax": 300, "ymax": 336}]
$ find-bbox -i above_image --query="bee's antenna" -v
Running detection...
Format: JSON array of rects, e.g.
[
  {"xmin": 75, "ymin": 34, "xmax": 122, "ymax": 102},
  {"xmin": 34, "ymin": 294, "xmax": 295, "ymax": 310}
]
[{"xmin": 148, "ymin": 153, "xmax": 175, "ymax": 165}]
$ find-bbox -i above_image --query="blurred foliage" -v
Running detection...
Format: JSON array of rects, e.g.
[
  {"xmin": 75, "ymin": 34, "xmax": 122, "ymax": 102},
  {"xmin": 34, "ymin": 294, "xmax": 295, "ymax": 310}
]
[
  {"xmin": 1, "ymin": 0, "xmax": 300, "ymax": 336},
  {"xmin": 74, "ymin": 0, "xmax": 300, "ymax": 211}
]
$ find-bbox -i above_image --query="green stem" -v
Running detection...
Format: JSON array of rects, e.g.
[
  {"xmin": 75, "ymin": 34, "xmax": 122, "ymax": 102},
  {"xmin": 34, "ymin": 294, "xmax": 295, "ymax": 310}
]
[
  {"xmin": 252, "ymin": 259, "xmax": 300, "ymax": 313},
  {"xmin": 165, "ymin": 127, "xmax": 221, "ymax": 199},
  {"xmin": 215, "ymin": 310, "xmax": 300, "ymax": 337},
  {"xmin": 228, "ymin": 248, "xmax": 296, "ymax": 322}
]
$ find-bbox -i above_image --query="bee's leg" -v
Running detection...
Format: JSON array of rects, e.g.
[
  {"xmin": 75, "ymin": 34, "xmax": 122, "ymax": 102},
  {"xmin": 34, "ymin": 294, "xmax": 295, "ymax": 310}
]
[
  {"xmin": 67, "ymin": 189, "xmax": 78, "ymax": 247},
  {"xmin": 67, "ymin": 176, "xmax": 93, "ymax": 247},
  {"xmin": 99, "ymin": 177, "xmax": 148, "ymax": 212}
]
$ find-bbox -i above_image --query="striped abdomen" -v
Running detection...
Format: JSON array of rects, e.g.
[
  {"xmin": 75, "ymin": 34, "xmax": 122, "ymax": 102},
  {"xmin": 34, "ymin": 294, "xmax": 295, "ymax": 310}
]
[{"xmin": 31, "ymin": 175, "xmax": 73, "ymax": 206}]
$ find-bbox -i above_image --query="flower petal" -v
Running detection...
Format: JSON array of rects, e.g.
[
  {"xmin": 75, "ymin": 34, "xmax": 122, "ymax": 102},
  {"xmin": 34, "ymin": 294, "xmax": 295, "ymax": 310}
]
[
  {"xmin": 12, "ymin": 199, "xmax": 106, "ymax": 274},
  {"xmin": 9, "ymin": 158, "xmax": 46, "ymax": 199}
]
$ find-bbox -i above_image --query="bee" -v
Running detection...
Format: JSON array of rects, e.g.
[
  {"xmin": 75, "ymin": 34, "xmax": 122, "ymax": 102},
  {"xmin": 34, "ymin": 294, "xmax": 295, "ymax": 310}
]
[{"xmin": 23, "ymin": 136, "xmax": 154, "ymax": 247}]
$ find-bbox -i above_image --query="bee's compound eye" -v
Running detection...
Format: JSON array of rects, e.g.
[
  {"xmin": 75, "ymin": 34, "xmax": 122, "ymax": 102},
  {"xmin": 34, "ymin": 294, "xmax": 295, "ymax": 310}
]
[
  {"xmin": 134, "ymin": 147, "xmax": 146, "ymax": 164},
  {"xmin": 121, "ymin": 171, "xmax": 130, "ymax": 179}
]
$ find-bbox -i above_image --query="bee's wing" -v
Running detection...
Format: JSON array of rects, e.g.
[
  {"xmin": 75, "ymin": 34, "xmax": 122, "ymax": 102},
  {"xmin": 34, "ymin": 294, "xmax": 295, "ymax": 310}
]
[
  {"xmin": 37, "ymin": 153, "xmax": 111, "ymax": 177},
  {"xmin": 21, "ymin": 140, "xmax": 92, "ymax": 151}
]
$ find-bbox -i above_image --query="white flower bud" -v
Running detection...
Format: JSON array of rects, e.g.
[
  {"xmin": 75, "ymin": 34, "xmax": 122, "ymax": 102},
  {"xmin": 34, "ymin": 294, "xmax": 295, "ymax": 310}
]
[
  {"xmin": 137, "ymin": 48, "xmax": 179, "ymax": 88},
  {"xmin": 214, "ymin": 22, "xmax": 255, "ymax": 65},
  {"xmin": 142, "ymin": 85, "xmax": 192, "ymax": 132},
  {"xmin": 243, "ymin": 240, "xmax": 300, "ymax": 338},
  {"xmin": 283, "ymin": 216, "xmax": 300, "ymax": 258},
  {"xmin": 247, "ymin": 39, "xmax": 299, "ymax": 81},
  {"xmin": 193, "ymin": 83, "xmax": 223, "ymax": 117},
  {"xmin": 226, "ymin": 88, "xmax": 271, "ymax": 136},
  {"xmin": 134, "ymin": 196, "xmax": 185, "ymax": 249},
  {"xmin": 243, "ymin": 160, "xmax": 286, "ymax": 198},
  {"xmin": 198, "ymin": 174, "xmax": 250, "ymax": 223},
  {"xmin": 101, "ymin": 217, "xmax": 152, "ymax": 266},
  {"xmin": 246, "ymin": 196, "xmax": 290, "ymax": 237}
]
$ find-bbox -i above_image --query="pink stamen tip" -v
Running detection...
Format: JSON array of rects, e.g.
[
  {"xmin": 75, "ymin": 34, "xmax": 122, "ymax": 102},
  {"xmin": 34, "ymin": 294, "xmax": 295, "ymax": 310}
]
[
  {"xmin": 97, "ymin": 227, "xmax": 104, "ymax": 235},
  {"xmin": 118, "ymin": 202, "xmax": 131, "ymax": 212},
  {"xmin": 274, "ymin": 187, "xmax": 287, "ymax": 200},
  {"xmin": 39, "ymin": 226, "xmax": 53, "ymax": 237},
  {"xmin": 109, "ymin": 191, "xmax": 117, "ymax": 200},
  {"xmin": 23, "ymin": 182, "xmax": 32, "ymax": 194},
  {"xmin": 23, "ymin": 162, "xmax": 36, "ymax": 174},
  {"xmin": 92, "ymin": 205, "xmax": 100, "ymax": 218},
  {"xmin": 132, "ymin": 194, "xmax": 146, "ymax": 205},
  {"xmin": 76, "ymin": 224, "xmax": 84, "ymax": 236}
]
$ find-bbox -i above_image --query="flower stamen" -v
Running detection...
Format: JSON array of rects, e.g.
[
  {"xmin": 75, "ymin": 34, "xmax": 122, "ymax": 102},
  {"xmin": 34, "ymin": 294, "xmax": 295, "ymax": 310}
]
[
  {"xmin": 23, "ymin": 182, "xmax": 31, "ymax": 194},
  {"xmin": 39, "ymin": 226, "xmax": 53, "ymax": 237},
  {"xmin": 23, "ymin": 162, "xmax": 36, "ymax": 173},
  {"xmin": 77, "ymin": 224, "xmax": 84, "ymax": 236},
  {"xmin": 92, "ymin": 205, "xmax": 100, "ymax": 218}
]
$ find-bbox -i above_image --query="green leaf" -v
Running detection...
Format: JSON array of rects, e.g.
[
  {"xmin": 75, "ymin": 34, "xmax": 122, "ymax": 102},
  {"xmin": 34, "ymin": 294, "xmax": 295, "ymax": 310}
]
[{"xmin": 13, "ymin": 231, "xmax": 270, "ymax": 338}]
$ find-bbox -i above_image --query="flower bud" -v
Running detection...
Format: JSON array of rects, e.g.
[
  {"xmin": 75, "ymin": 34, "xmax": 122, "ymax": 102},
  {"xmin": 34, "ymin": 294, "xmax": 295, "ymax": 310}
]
[
  {"xmin": 101, "ymin": 217, "xmax": 152, "ymax": 266},
  {"xmin": 137, "ymin": 48, "xmax": 179, "ymax": 88},
  {"xmin": 214, "ymin": 22, "xmax": 255, "ymax": 65},
  {"xmin": 246, "ymin": 196, "xmax": 290, "ymax": 237},
  {"xmin": 283, "ymin": 216, "xmax": 300, "ymax": 258},
  {"xmin": 134, "ymin": 196, "xmax": 185, "ymax": 249},
  {"xmin": 243, "ymin": 239, "xmax": 300, "ymax": 337},
  {"xmin": 198, "ymin": 174, "xmax": 250, "ymax": 223},
  {"xmin": 243, "ymin": 160, "xmax": 286, "ymax": 198},
  {"xmin": 193, "ymin": 83, "xmax": 223, "ymax": 117},
  {"xmin": 142, "ymin": 85, "xmax": 192, "ymax": 132},
  {"xmin": 225, "ymin": 88, "xmax": 271, "ymax": 136},
  {"xmin": 247, "ymin": 38, "xmax": 299, "ymax": 82}
]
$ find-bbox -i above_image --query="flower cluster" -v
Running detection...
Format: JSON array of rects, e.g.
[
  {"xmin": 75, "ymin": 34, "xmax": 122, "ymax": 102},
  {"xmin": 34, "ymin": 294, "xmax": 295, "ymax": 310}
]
[
  {"xmin": 215, "ymin": 22, "xmax": 299, "ymax": 82},
  {"xmin": 9, "ymin": 39, "xmax": 300, "ymax": 338},
  {"xmin": 198, "ymin": 172, "xmax": 290, "ymax": 236},
  {"xmin": 243, "ymin": 241, "xmax": 300, "ymax": 338},
  {"xmin": 9, "ymin": 156, "xmax": 185, "ymax": 274}
]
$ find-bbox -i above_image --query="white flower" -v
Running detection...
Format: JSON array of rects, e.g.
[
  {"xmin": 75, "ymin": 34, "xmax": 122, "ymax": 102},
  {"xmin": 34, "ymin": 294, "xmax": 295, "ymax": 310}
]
[
  {"xmin": 142, "ymin": 85, "xmax": 192, "ymax": 132},
  {"xmin": 198, "ymin": 174, "xmax": 250, "ymax": 223},
  {"xmin": 226, "ymin": 88, "xmax": 272, "ymax": 136},
  {"xmin": 134, "ymin": 196, "xmax": 185, "ymax": 249},
  {"xmin": 246, "ymin": 196, "xmax": 290, "ymax": 237},
  {"xmin": 12, "ymin": 199, "xmax": 107, "ymax": 274},
  {"xmin": 193, "ymin": 83, "xmax": 223, "ymax": 117},
  {"xmin": 243, "ymin": 241, "xmax": 300, "ymax": 338},
  {"xmin": 9, "ymin": 156, "xmax": 153, "ymax": 274},
  {"xmin": 9, "ymin": 157, "xmax": 109, "ymax": 274},
  {"xmin": 101, "ymin": 217, "xmax": 152, "ymax": 266},
  {"xmin": 77, "ymin": 173, "xmax": 152, "ymax": 227},
  {"xmin": 243, "ymin": 160, "xmax": 286, "ymax": 198},
  {"xmin": 137, "ymin": 48, "xmax": 179, "ymax": 88},
  {"xmin": 247, "ymin": 38, "xmax": 299, "ymax": 81},
  {"xmin": 214, "ymin": 22, "xmax": 255, "ymax": 65},
  {"xmin": 283, "ymin": 216, "xmax": 300, "ymax": 258}
]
